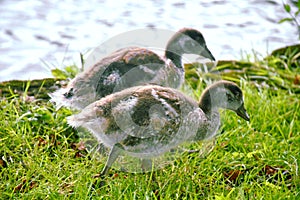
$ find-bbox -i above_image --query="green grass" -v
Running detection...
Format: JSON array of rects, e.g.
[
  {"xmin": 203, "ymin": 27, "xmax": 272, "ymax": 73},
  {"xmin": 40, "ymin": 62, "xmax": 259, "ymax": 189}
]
[{"xmin": 0, "ymin": 47, "xmax": 299, "ymax": 199}]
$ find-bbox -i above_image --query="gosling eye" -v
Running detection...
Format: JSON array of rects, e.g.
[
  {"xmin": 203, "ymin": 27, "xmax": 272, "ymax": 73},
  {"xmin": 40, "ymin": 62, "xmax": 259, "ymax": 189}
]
[
  {"xmin": 184, "ymin": 40, "xmax": 196, "ymax": 49},
  {"xmin": 226, "ymin": 92, "xmax": 234, "ymax": 102},
  {"xmin": 64, "ymin": 88, "xmax": 74, "ymax": 99}
]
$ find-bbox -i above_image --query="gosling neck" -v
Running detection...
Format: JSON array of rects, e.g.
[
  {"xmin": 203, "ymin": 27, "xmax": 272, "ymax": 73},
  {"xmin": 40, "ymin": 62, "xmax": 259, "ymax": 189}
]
[
  {"xmin": 198, "ymin": 86, "xmax": 226, "ymax": 117},
  {"xmin": 198, "ymin": 90, "xmax": 213, "ymax": 115},
  {"xmin": 165, "ymin": 50, "xmax": 182, "ymax": 69},
  {"xmin": 165, "ymin": 36, "xmax": 185, "ymax": 70}
]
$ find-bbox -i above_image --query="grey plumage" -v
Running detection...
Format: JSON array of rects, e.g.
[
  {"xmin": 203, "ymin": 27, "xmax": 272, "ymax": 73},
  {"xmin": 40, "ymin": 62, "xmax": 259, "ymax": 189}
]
[
  {"xmin": 50, "ymin": 28, "xmax": 215, "ymax": 110},
  {"xmin": 67, "ymin": 81, "xmax": 249, "ymax": 176}
]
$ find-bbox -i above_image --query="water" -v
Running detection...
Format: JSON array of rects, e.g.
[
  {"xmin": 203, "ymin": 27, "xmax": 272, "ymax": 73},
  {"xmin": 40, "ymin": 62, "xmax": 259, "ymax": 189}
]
[{"xmin": 0, "ymin": 0, "xmax": 298, "ymax": 82}]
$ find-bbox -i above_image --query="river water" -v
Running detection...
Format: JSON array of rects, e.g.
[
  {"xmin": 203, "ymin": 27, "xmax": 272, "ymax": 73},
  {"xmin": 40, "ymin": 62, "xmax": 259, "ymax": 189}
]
[{"xmin": 0, "ymin": 0, "xmax": 299, "ymax": 82}]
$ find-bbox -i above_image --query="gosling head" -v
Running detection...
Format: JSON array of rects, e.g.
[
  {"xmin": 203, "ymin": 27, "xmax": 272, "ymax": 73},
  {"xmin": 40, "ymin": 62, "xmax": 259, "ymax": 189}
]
[
  {"xmin": 199, "ymin": 81, "xmax": 250, "ymax": 121},
  {"xmin": 165, "ymin": 28, "xmax": 215, "ymax": 62}
]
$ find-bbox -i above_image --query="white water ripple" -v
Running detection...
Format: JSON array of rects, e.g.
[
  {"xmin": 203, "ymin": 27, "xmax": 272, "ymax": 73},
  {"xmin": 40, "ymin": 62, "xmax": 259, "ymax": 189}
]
[{"xmin": 0, "ymin": 0, "xmax": 298, "ymax": 82}]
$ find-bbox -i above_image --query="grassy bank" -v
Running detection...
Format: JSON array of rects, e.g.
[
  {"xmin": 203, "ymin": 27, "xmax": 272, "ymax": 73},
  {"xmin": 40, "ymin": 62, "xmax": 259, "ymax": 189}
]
[{"xmin": 0, "ymin": 45, "xmax": 299, "ymax": 199}]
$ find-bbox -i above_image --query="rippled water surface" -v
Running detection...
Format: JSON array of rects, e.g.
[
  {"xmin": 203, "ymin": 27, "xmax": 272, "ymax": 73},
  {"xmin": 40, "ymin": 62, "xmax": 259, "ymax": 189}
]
[{"xmin": 0, "ymin": 0, "xmax": 298, "ymax": 81}]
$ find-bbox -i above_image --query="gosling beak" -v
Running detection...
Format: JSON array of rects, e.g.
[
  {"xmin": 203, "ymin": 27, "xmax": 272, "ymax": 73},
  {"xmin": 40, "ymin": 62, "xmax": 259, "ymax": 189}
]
[
  {"xmin": 236, "ymin": 104, "xmax": 250, "ymax": 121},
  {"xmin": 200, "ymin": 46, "xmax": 215, "ymax": 61}
]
